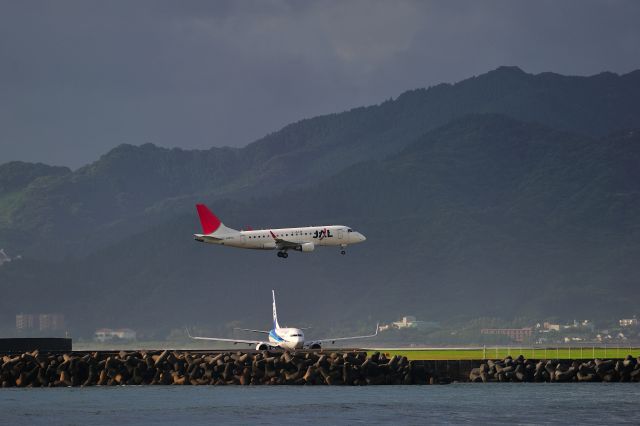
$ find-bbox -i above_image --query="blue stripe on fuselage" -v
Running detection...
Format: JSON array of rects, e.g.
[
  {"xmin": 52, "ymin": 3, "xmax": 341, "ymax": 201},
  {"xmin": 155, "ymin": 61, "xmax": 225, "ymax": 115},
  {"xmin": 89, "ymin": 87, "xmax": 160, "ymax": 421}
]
[{"xmin": 269, "ymin": 329, "xmax": 285, "ymax": 342}]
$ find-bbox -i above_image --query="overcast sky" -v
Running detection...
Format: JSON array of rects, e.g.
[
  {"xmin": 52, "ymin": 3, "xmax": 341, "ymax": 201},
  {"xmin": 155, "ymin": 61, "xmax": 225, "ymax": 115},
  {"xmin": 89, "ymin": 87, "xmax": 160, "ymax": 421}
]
[{"xmin": 2, "ymin": 0, "xmax": 639, "ymax": 168}]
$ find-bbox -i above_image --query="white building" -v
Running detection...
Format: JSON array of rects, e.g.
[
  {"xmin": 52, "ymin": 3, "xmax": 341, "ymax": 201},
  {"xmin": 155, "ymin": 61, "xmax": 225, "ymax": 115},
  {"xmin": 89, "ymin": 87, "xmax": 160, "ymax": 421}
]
[
  {"xmin": 543, "ymin": 322, "xmax": 561, "ymax": 331},
  {"xmin": 389, "ymin": 316, "xmax": 439, "ymax": 330},
  {"xmin": 392, "ymin": 316, "xmax": 417, "ymax": 329},
  {"xmin": 0, "ymin": 249, "xmax": 21, "ymax": 266},
  {"xmin": 94, "ymin": 328, "xmax": 137, "ymax": 342},
  {"xmin": 0, "ymin": 249, "xmax": 12, "ymax": 266}
]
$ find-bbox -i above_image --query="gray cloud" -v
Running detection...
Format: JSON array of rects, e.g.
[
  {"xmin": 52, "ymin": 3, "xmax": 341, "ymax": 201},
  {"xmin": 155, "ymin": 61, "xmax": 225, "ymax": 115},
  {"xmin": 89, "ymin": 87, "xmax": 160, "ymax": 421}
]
[{"xmin": 1, "ymin": 0, "xmax": 639, "ymax": 167}]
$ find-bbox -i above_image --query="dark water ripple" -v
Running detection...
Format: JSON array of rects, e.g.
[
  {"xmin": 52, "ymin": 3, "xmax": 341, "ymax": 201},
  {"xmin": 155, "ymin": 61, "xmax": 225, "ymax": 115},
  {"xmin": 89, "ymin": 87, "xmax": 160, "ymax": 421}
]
[{"xmin": 1, "ymin": 383, "xmax": 639, "ymax": 425}]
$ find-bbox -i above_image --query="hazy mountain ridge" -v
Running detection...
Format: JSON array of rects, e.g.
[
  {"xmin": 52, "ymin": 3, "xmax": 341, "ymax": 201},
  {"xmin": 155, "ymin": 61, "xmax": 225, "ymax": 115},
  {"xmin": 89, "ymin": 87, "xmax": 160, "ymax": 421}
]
[
  {"xmin": 0, "ymin": 162, "xmax": 71, "ymax": 194},
  {"xmin": 1, "ymin": 114, "xmax": 638, "ymax": 335},
  {"xmin": 2, "ymin": 66, "xmax": 640, "ymax": 259}
]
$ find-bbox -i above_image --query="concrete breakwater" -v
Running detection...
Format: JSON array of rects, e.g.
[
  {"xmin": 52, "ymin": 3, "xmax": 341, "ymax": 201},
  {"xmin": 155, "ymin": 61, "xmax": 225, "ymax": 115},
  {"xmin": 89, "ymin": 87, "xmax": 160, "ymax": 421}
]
[
  {"xmin": 468, "ymin": 355, "xmax": 640, "ymax": 383},
  {"xmin": 1, "ymin": 350, "xmax": 444, "ymax": 387},
  {"xmin": 2, "ymin": 350, "xmax": 639, "ymax": 387}
]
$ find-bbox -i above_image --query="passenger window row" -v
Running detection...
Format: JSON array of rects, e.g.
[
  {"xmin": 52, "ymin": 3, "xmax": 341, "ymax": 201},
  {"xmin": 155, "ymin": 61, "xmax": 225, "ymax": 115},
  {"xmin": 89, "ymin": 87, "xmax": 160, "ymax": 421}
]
[{"xmin": 247, "ymin": 231, "xmax": 327, "ymax": 238}]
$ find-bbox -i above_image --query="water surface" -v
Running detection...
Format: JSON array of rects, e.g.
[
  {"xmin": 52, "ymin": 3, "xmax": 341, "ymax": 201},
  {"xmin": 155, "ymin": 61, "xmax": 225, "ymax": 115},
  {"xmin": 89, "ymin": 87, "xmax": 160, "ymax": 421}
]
[{"xmin": 1, "ymin": 384, "xmax": 639, "ymax": 425}]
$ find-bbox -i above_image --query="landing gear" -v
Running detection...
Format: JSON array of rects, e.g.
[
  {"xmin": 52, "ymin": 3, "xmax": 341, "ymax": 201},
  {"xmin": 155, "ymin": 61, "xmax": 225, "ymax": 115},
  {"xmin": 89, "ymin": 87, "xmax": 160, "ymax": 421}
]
[
  {"xmin": 341, "ymin": 250, "xmax": 346, "ymax": 255},
  {"xmin": 340, "ymin": 244, "xmax": 347, "ymax": 255},
  {"xmin": 277, "ymin": 251, "xmax": 289, "ymax": 258}
]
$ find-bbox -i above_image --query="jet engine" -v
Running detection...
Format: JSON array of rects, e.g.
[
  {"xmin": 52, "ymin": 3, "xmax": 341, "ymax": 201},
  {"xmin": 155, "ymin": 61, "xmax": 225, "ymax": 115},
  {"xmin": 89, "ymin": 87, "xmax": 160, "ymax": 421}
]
[
  {"xmin": 255, "ymin": 342, "xmax": 270, "ymax": 350},
  {"xmin": 297, "ymin": 242, "xmax": 315, "ymax": 252},
  {"xmin": 308, "ymin": 343, "xmax": 321, "ymax": 349}
]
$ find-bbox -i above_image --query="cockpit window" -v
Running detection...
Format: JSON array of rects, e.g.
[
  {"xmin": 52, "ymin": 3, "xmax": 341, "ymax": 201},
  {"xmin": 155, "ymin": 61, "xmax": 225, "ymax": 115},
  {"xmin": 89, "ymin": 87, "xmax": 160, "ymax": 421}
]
[{"xmin": 347, "ymin": 229, "xmax": 353, "ymax": 232}]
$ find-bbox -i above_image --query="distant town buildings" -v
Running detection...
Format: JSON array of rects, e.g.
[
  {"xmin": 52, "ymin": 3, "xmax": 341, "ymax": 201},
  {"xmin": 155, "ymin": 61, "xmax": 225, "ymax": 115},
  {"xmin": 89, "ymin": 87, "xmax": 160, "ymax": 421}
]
[
  {"xmin": 15, "ymin": 314, "xmax": 35, "ymax": 330},
  {"xmin": 619, "ymin": 318, "xmax": 638, "ymax": 327},
  {"xmin": 530, "ymin": 318, "xmax": 639, "ymax": 344},
  {"xmin": 540, "ymin": 320, "xmax": 594, "ymax": 332},
  {"xmin": 94, "ymin": 328, "xmax": 137, "ymax": 342},
  {"xmin": 480, "ymin": 328, "xmax": 533, "ymax": 343},
  {"xmin": 596, "ymin": 332, "xmax": 628, "ymax": 342},
  {"xmin": 377, "ymin": 315, "xmax": 639, "ymax": 345},
  {"xmin": 16, "ymin": 313, "xmax": 64, "ymax": 332},
  {"xmin": 39, "ymin": 314, "xmax": 65, "ymax": 331}
]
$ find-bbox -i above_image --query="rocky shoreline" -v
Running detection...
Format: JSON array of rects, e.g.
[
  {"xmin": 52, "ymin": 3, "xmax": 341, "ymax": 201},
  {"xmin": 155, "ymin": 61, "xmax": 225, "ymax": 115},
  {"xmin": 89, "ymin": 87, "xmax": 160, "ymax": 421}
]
[
  {"xmin": 1, "ymin": 350, "xmax": 639, "ymax": 387},
  {"xmin": 469, "ymin": 355, "xmax": 640, "ymax": 382}
]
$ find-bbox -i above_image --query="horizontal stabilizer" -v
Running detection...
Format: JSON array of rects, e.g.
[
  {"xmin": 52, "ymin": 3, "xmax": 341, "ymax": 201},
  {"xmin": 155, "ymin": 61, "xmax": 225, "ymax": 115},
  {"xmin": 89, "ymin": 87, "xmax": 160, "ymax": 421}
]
[{"xmin": 194, "ymin": 234, "xmax": 223, "ymax": 243}]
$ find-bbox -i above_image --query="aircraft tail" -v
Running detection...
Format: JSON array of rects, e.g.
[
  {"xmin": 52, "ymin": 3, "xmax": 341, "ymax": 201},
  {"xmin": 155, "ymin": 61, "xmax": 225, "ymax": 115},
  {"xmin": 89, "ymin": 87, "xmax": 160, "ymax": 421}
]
[
  {"xmin": 195, "ymin": 204, "xmax": 238, "ymax": 236},
  {"xmin": 272, "ymin": 290, "xmax": 281, "ymax": 329}
]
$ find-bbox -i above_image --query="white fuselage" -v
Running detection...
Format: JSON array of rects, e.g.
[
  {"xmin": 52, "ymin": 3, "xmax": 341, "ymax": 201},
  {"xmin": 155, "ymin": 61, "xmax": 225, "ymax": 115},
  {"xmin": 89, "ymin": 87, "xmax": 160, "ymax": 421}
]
[
  {"xmin": 269, "ymin": 327, "xmax": 305, "ymax": 350},
  {"xmin": 197, "ymin": 225, "xmax": 366, "ymax": 250}
]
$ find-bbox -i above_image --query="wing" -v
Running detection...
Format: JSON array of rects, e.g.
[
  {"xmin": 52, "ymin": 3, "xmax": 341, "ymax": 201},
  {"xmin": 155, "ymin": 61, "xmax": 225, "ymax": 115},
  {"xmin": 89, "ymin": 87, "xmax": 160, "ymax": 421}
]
[
  {"xmin": 234, "ymin": 328, "xmax": 271, "ymax": 334},
  {"xmin": 269, "ymin": 230, "xmax": 299, "ymax": 249},
  {"xmin": 186, "ymin": 328, "xmax": 263, "ymax": 345},
  {"xmin": 309, "ymin": 323, "xmax": 379, "ymax": 345}
]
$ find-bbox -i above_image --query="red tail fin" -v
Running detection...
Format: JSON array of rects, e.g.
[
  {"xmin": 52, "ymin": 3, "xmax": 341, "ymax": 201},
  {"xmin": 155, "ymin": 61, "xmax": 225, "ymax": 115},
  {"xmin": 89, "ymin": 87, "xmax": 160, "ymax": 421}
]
[{"xmin": 196, "ymin": 204, "xmax": 222, "ymax": 234}]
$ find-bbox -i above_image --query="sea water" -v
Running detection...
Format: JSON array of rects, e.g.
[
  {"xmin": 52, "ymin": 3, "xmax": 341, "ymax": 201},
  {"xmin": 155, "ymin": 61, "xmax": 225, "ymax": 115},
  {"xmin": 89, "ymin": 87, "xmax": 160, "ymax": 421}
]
[{"xmin": 1, "ymin": 384, "xmax": 639, "ymax": 425}]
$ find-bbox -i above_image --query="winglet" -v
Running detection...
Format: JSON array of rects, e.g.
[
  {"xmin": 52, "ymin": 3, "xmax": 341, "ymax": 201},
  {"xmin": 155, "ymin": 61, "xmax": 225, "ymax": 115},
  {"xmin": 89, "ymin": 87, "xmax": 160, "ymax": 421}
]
[
  {"xmin": 196, "ymin": 204, "xmax": 222, "ymax": 234},
  {"xmin": 185, "ymin": 327, "xmax": 193, "ymax": 338}
]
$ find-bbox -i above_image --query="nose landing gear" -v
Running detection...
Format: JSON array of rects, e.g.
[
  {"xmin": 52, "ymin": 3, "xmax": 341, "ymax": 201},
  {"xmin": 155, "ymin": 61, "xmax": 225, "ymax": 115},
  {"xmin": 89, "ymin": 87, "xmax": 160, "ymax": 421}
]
[
  {"xmin": 340, "ymin": 244, "xmax": 347, "ymax": 255},
  {"xmin": 277, "ymin": 251, "xmax": 289, "ymax": 258}
]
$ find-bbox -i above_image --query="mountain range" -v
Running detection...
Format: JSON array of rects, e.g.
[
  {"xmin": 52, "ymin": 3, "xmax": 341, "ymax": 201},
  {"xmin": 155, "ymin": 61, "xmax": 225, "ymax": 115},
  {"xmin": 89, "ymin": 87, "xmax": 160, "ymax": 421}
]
[{"xmin": 1, "ymin": 66, "xmax": 639, "ymax": 337}]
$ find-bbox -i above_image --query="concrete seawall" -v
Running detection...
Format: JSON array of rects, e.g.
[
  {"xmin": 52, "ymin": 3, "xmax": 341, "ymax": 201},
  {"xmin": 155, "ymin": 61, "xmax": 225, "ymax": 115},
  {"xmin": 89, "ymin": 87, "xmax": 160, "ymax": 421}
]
[
  {"xmin": 1, "ymin": 351, "xmax": 639, "ymax": 387},
  {"xmin": 0, "ymin": 338, "xmax": 72, "ymax": 353}
]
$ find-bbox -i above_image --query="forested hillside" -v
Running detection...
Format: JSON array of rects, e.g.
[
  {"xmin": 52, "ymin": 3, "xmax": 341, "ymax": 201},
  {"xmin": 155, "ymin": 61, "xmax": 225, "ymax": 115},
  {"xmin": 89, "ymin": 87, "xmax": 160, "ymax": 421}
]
[
  {"xmin": 2, "ymin": 66, "xmax": 640, "ymax": 259},
  {"xmin": 1, "ymin": 114, "xmax": 638, "ymax": 336}
]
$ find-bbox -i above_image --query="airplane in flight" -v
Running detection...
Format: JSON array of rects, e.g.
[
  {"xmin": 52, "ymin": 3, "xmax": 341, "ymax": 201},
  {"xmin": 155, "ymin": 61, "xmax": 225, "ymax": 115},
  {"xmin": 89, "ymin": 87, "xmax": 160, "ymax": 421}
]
[
  {"xmin": 187, "ymin": 290, "xmax": 379, "ymax": 350},
  {"xmin": 193, "ymin": 204, "xmax": 366, "ymax": 258}
]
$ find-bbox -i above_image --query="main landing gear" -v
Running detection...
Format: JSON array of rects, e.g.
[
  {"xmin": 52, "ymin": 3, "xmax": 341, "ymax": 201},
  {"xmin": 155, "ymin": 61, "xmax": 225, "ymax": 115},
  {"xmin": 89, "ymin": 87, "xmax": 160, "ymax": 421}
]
[{"xmin": 277, "ymin": 251, "xmax": 289, "ymax": 258}]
